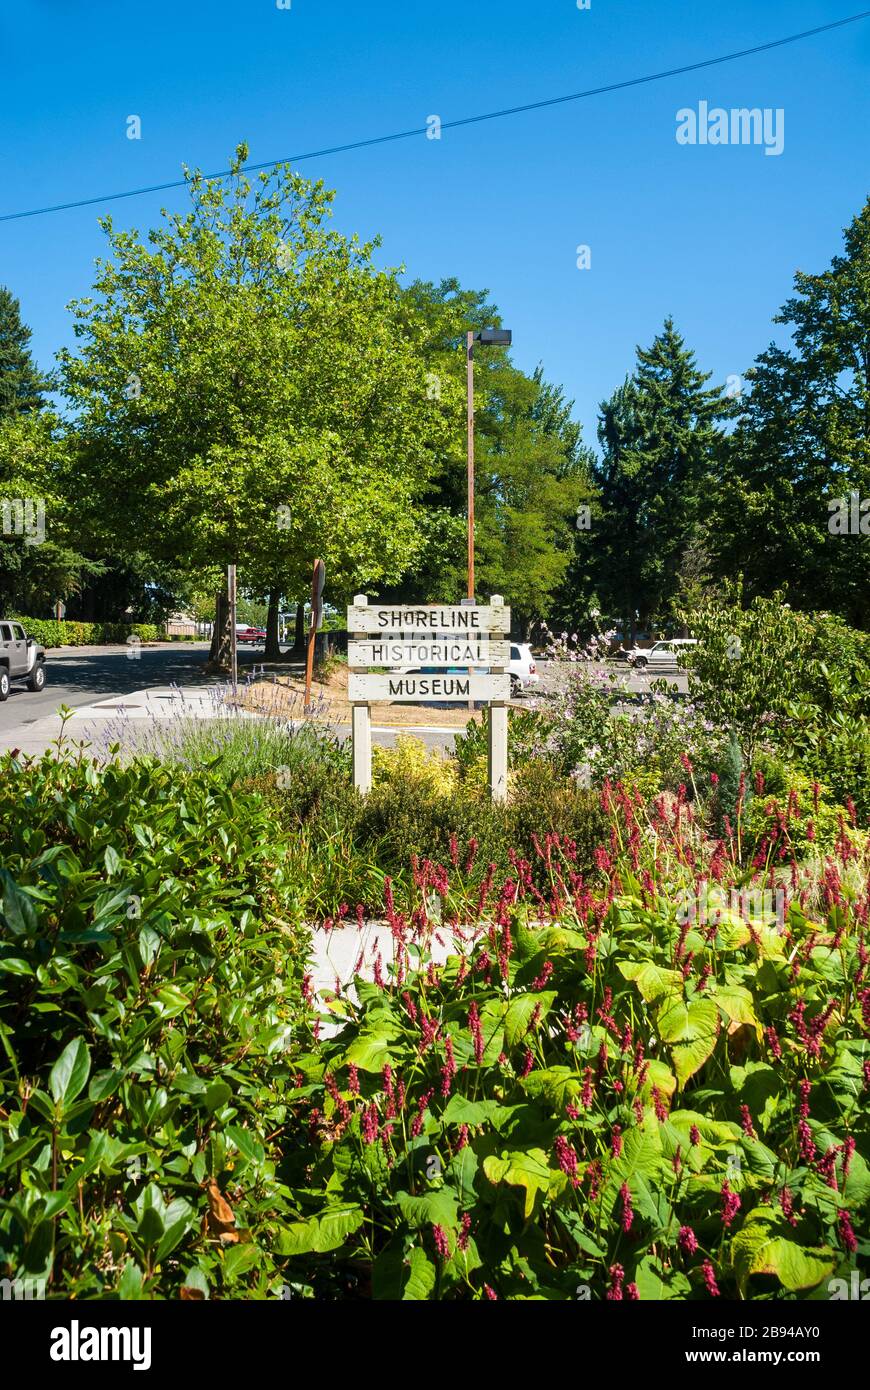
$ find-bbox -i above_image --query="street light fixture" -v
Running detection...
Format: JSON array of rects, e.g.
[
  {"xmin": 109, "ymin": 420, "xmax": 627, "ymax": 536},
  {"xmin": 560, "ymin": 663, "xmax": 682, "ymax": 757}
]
[
  {"xmin": 474, "ymin": 329, "xmax": 513, "ymax": 347},
  {"xmin": 466, "ymin": 326, "xmax": 512, "ymax": 599}
]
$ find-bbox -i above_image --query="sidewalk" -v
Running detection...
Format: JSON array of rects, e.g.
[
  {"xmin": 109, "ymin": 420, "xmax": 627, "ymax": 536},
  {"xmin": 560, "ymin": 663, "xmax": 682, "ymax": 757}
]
[
  {"xmin": 1, "ymin": 684, "xmax": 459, "ymax": 757},
  {"xmin": 308, "ymin": 919, "xmax": 482, "ymax": 1033},
  {"xmin": 0, "ymin": 683, "xmax": 232, "ymax": 758}
]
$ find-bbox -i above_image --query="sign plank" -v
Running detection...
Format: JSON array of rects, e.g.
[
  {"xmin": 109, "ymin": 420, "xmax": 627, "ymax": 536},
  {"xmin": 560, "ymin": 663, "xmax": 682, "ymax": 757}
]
[
  {"xmin": 347, "ymin": 603, "xmax": 510, "ymax": 635},
  {"xmin": 348, "ymin": 672, "xmax": 511, "ymax": 703},
  {"xmin": 348, "ymin": 639, "xmax": 510, "ymax": 669}
]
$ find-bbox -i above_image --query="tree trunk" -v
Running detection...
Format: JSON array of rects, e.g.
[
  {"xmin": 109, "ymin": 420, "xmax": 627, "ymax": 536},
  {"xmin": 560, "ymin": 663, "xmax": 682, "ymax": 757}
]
[
  {"xmin": 293, "ymin": 601, "xmax": 306, "ymax": 655},
  {"xmin": 206, "ymin": 588, "xmax": 232, "ymax": 673},
  {"xmin": 263, "ymin": 588, "xmax": 282, "ymax": 662}
]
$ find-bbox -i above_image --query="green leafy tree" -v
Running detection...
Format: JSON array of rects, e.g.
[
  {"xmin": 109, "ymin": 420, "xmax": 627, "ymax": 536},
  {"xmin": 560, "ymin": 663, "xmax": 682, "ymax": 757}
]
[
  {"xmin": 0, "ymin": 411, "xmax": 99, "ymax": 614},
  {"xmin": 580, "ymin": 322, "xmax": 729, "ymax": 638},
  {"xmin": 59, "ymin": 147, "xmax": 454, "ymax": 668},
  {"xmin": 680, "ymin": 585, "xmax": 870, "ymax": 812}
]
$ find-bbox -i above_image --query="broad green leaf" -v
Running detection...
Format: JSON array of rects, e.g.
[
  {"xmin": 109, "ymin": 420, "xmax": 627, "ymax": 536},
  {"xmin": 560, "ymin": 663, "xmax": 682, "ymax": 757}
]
[
  {"xmin": 275, "ymin": 1220, "xmax": 319, "ymax": 1255},
  {"xmin": 394, "ymin": 1189, "xmax": 459, "ymax": 1230},
  {"xmin": 657, "ymin": 998, "xmax": 718, "ymax": 1086},
  {"xmin": 275, "ymin": 1205, "xmax": 365, "ymax": 1256},
  {"xmin": 89, "ymin": 1069, "xmax": 124, "ymax": 1103},
  {"xmin": 0, "ymin": 957, "xmax": 34, "ymax": 976},
  {"xmin": 441, "ymin": 1095, "xmax": 504, "ymax": 1127},
  {"xmin": 222, "ymin": 1242, "xmax": 259, "ymax": 1280},
  {"xmin": 731, "ymin": 1211, "xmax": 835, "ymax": 1293},
  {"xmin": 671, "ymin": 1030, "xmax": 718, "ymax": 1087},
  {"xmin": 656, "ymin": 994, "xmax": 717, "ymax": 1044},
  {"xmin": 345, "ymin": 1031, "xmax": 397, "ymax": 1072},
  {"xmin": 618, "ymin": 961, "xmax": 683, "ymax": 1003},
  {"xmin": 711, "ymin": 983, "xmax": 759, "ymax": 1030},
  {"xmin": 446, "ymin": 1146, "xmax": 479, "ymax": 1207},
  {"xmin": 204, "ymin": 1081, "xmax": 232, "ymax": 1113},
  {"xmin": 503, "ymin": 991, "xmax": 557, "ymax": 1048},
  {"xmin": 225, "ymin": 1125, "xmax": 265, "ymax": 1166},
  {"xmin": 521, "ymin": 1067, "xmax": 582, "ymax": 1109},
  {"xmin": 153, "ymin": 985, "xmax": 190, "ymax": 1019},
  {"xmin": 49, "ymin": 1038, "xmax": 91, "ymax": 1110},
  {"xmin": 634, "ymin": 1254, "xmax": 692, "ymax": 1301},
  {"xmin": 103, "ymin": 845, "xmax": 122, "ymax": 876},
  {"xmin": 403, "ymin": 1246, "xmax": 436, "ymax": 1301},
  {"xmin": 155, "ymin": 1199, "xmax": 196, "ymax": 1263},
  {"xmin": 0, "ymin": 870, "xmax": 38, "ymax": 936},
  {"xmin": 483, "ymin": 1148, "xmax": 565, "ymax": 1219},
  {"xmin": 315, "ymin": 1205, "xmax": 364, "ymax": 1252},
  {"xmin": 118, "ymin": 1261, "xmax": 143, "ymax": 1300}
]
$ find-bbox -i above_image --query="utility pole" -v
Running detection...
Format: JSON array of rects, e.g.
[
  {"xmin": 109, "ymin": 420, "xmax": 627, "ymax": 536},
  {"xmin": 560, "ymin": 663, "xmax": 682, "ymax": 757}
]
[
  {"xmin": 466, "ymin": 330, "xmax": 476, "ymax": 601},
  {"xmin": 466, "ymin": 328, "xmax": 512, "ymax": 711},
  {"xmin": 227, "ymin": 563, "xmax": 238, "ymax": 698}
]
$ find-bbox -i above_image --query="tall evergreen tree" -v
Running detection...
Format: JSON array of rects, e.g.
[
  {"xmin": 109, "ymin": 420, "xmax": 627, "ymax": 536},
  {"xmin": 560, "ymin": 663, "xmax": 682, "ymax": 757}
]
[
  {"xmin": 577, "ymin": 321, "xmax": 728, "ymax": 637},
  {"xmin": 0, "ymin": 287, "xmax": 45, "ymax": 418},
  {"xmin": 712, "ymin": 197, "xmax": 870, "ymax": 628}
]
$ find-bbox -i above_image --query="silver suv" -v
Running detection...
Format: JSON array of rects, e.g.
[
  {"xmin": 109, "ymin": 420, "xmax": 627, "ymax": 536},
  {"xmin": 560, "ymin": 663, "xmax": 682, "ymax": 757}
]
[{"xmin": 0, "ymin": 621, "xmax": 47, "ymax": 700}]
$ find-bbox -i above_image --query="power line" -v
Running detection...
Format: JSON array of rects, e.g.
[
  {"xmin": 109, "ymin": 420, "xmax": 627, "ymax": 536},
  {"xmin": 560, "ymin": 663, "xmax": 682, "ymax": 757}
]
[{"xmin": 2, "ymin": 8, "xmax": 869, "ymax": 225}]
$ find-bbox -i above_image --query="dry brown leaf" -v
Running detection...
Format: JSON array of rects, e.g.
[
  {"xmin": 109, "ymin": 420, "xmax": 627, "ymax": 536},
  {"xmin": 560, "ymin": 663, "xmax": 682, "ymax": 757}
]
[
  {"xmin": 206, "ymin": 1179, "xmax": 236, "ymax": 1226},
  {"xmin": 203, "ymin": 1179, "xmax": 239, "ymax": 1242}
]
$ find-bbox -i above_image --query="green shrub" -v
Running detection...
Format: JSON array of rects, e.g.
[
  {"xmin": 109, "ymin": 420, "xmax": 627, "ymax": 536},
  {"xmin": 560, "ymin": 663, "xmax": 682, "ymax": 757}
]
[
  {"xmin": 2, "ymin": 743, "xmax": 867, "ymax": 1301},
  {"xmin": 742, "ymin": 753, "xmax": 863, "ymax": 857},
  {"xmin": 324, "ymin": 761, "xmax": 606, "ymax": 910},
  {"xmin": 7, "ymin": 617, "xmax": 163, "ymax": 648},
  {"xmin": 454, "ymin": 709, "xmax": 557, "ymax": 778},
  {"xmin": 681, "ymin": 589, "xmax": 870, "ymax": 818},
  {"xmin": 0, "ymin": 751, "xmax": 308, "ymax": 1299}
]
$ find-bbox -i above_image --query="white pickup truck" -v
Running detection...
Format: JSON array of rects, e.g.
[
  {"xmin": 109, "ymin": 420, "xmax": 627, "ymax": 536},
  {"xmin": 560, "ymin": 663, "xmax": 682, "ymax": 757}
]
[{"xmin": 0, "ymin": 621, "xmax": 47, "ymax": 699}]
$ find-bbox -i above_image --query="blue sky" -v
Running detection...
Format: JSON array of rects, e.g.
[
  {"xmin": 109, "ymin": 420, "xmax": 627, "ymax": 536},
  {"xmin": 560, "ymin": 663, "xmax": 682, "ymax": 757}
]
[{"xmin": 2, "ymin": 0, "xmax": 869, "ymax": 447}]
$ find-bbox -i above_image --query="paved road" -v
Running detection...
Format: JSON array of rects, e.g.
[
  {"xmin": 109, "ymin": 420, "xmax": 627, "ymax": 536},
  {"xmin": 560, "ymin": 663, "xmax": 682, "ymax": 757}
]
[
  {"xmin": 0, "ymin": 642, "xmax": 213, "ymax": 734},
  {"xmin": 0, "ymin": 642, "xmax": 462, "ymax": 757},
  {"xmin": 0, "ymin": 645, "xmax": 688, "ymax": 759},
  {"xmin": 0, "ymin": 642, "xmax": 306, "ymax": 755}
]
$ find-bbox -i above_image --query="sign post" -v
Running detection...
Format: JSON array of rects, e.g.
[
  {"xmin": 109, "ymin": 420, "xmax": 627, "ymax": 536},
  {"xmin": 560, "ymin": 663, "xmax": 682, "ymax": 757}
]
[
  {"xmin": 347, "ymin": 595, "xmax": 511, "ymax": 802},
  {"xmin": 304, "ymin": 559, "xmax": 326, "ymax": 713},
  {"xmin": 487, "ymin": 596, "xmax": 509, "ymax": 802},
  {"xmin": 227, "ymin": 564, "xmax": 238, "ymax": 699},
  {"xmin": 351, "ymin": 594, "xmax": 372, "ymax": 795}
]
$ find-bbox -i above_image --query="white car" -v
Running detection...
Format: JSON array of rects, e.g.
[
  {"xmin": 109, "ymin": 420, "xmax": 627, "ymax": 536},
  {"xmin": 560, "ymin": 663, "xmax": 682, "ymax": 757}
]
[
  {"xmin": 389, "ymin": 642, "xmax": 539, "ymax": 699},
  {"xmin": 627, "ymin": 638, "xmax": 697, "ymax": 671},
  {"xmin": 508, "ymin": 642, "xmax": 539, "ymax": 695}
]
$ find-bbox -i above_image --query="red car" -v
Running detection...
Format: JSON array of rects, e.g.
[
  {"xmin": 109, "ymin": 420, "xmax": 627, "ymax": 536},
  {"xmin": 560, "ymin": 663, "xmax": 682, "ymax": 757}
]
[{"xmin": 236, "ymin": 626, "xmax": 266, "ymax": 645}]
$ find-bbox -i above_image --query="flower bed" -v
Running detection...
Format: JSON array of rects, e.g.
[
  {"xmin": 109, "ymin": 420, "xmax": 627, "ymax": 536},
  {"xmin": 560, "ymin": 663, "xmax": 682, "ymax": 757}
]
[
  {"xmin": 0, "ymin": 737, "xmax": 867, "ymax": 1300},
  {"xmin": 279, "ymin": 788, "xmax": 869, "ymax": 1301}
]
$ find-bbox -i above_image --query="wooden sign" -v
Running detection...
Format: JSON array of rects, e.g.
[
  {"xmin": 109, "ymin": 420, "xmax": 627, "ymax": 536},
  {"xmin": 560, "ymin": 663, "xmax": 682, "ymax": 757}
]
[
  {"xmin": 348, "ymin": 639, "xmax": 510, "ymax": 669},
  {"xmin": 348, "ymin": 672, "xmax": 510, "ymax": 703},
  {"xmin": 347, "ymin": 592, "xmax": 510, "ymax": 803},
  {"xmin": 346, "ymin": 602, "xmax": 510, "ymax": 634}
]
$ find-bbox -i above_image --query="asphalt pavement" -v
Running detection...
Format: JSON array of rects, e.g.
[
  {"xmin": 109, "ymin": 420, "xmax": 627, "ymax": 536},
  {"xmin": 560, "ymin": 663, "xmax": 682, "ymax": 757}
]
[
  {"xmin": 0, "ymin": 642, "xmax": 688, "ymax": 759},
  {"xmin": 0, "ymin": 642, "xmax": 463, "ymax": 758}
]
